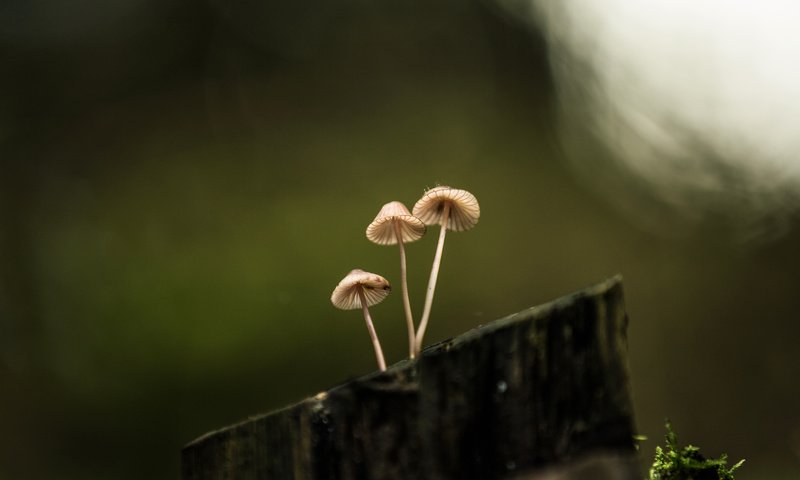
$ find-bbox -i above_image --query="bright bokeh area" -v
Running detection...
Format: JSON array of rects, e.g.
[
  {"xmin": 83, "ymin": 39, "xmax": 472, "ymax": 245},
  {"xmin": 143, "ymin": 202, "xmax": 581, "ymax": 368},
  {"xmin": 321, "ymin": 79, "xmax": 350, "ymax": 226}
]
[
  {"xmin": 528, "ymin": 0, "xmax": 800, "ymax": 239},
  {"xmin": 1, "ymin": 1, "xmax": 799, "ymax": 478}
]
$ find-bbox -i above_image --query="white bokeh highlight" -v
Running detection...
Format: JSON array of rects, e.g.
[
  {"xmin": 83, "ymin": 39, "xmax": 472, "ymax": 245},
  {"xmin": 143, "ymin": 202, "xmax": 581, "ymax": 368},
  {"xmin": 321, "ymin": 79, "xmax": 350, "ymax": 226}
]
[{"xmin": 515, "ymin": 0, "xmax": 800, "ymax": 237}]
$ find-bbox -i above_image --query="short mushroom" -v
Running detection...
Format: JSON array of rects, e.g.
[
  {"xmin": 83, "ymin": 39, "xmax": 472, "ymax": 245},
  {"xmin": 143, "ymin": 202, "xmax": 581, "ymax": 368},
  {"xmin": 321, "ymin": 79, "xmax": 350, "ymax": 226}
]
[
  {"xmin": 366, "ymin": 201, "xmax": 426, "ymax": 359},
  {"xmin": 412, "ymin": 186, "xmax": 480, "ymax": 355},
  {"xmin": 331, "ymin": 269, "xmax": 392, "ymax": 371}
]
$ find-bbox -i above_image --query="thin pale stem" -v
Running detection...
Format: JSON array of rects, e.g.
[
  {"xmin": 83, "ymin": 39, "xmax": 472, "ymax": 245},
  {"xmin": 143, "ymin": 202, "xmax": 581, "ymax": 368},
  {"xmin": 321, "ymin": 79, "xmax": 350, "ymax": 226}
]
[
  {"xmin": 415, "ymin": 202, "xmax": 450, "ymax": 356},
  {"xmin": 395, "ymin": 221, "xmax": 416, "ymax": 359},
  {"xmin": 358, "ymin": 288, "xmax": 387, "ymax": 371}
]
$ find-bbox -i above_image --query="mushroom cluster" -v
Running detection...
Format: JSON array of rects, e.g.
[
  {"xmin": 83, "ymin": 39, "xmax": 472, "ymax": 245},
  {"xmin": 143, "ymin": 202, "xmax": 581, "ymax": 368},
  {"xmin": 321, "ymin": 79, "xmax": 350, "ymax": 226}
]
[{"xmin": 331, "ymin": 186, "xmax": 480, "ymax": 371}]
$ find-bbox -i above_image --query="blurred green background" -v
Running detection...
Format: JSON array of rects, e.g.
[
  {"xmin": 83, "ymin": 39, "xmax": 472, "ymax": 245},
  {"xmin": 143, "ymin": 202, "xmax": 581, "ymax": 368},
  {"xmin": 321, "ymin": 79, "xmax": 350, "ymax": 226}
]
[{"xmin": 2, "ymin": 0, "xmax": 799, "ymax": 478}]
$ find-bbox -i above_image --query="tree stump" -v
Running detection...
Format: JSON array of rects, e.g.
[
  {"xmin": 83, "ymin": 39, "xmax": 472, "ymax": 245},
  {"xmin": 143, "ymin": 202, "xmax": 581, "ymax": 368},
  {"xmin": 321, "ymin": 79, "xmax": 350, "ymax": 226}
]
[{"xmin": 182, "ymin": 276, "xmax": 640, "ymax": 479}]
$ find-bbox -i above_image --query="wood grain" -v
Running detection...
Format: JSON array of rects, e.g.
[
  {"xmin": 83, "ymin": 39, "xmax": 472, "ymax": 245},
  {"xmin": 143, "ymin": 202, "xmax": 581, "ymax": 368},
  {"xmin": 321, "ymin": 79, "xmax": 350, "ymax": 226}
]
[{"xmin": 182, "ymin": 276, "xmax": 640, "ymax": 480}]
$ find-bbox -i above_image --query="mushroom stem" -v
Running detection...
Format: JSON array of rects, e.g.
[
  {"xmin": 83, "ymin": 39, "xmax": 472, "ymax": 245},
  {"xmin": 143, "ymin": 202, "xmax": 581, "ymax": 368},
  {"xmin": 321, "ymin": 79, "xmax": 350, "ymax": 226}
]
[
  {"xmin": 358, "ymin": 288, "xmax": 387, "ymax": 371},
  {"xmin": 415, "ymin": 201, "xmax": 450, "ymax": 356},
  {"xmin": 395, "ymin": 221, "xmax": 417, "ymax": 359}
]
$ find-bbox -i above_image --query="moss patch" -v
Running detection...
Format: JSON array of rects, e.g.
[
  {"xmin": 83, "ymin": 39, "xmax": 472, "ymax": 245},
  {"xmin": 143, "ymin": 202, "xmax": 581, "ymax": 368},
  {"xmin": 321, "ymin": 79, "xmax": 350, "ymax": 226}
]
[{"xmin": 648, "ymin": 420, "xmax": 744, "ymax": 480}]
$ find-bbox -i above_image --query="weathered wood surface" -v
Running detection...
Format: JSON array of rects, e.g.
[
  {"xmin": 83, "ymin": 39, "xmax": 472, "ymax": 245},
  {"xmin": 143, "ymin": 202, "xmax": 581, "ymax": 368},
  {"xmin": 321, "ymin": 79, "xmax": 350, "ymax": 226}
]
[{"xmin": 182, "ymin": 276, "xmax": 640, "ymax": 480}]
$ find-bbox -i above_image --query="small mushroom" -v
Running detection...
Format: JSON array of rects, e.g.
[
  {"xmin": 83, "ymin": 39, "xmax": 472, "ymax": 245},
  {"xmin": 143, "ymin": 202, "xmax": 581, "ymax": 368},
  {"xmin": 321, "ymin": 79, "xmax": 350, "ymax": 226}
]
[
  {"xmin": 331, "ymin": 269, "xmax": 392, "ymax": 371},
  {"xmin": 412, "ymin": 186, "xmax": 480, "ymax": 355},
  {"xmin": 366, "ymin": 201, "xmax": 426, "ymax": 359}
]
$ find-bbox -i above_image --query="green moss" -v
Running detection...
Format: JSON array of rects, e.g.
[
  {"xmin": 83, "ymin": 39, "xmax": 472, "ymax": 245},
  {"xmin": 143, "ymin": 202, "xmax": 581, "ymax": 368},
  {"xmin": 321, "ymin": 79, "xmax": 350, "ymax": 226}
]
[{"xmin": 648, "ymin": 420, "xmax": 745, "ymax": 480}]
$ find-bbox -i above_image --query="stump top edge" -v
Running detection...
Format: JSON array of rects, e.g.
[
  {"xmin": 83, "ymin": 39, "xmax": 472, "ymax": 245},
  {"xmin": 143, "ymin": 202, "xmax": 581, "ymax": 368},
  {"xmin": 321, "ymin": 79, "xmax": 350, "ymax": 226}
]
[
  {"xmin": 182, "ymin": 274, "xmax": 625, "ymax": 449},
  {"xmin": 423, "ymin": 273, "xmax": 624, "ymax": 351}
]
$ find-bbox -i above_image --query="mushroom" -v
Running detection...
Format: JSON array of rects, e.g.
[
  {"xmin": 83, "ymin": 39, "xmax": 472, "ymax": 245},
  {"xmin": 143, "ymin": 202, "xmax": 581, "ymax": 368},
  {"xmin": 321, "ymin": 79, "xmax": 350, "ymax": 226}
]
[
  {"xmin": 331, "ymin": 269, "xmax": 392, "ymax": 371},
  {"xmin": 366, "ymin": 201, "xmax": 426, "ymax": 358},
  {"xmin": 412, "ymin": 186, "xmax": 480, "ymax": 355}
]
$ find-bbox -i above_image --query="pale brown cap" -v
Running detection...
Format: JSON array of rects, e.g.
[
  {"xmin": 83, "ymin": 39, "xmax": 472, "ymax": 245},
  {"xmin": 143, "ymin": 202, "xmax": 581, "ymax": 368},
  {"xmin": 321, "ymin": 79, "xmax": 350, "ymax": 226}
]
[
  {"xmin": 331, "ymin": 269, "xmax": 392, "ymax": 310},
  {"xmin": 412, "ymin": 186, "xmax": 480, "ymax": 232},
  {"xmin": 366, "ymin": 201, "xmax": 426, "ymax": 245}
]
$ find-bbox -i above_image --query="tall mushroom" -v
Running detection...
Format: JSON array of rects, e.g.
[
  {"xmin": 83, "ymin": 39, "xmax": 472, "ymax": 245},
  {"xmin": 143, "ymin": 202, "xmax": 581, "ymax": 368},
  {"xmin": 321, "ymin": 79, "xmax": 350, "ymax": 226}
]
[
  {"xmin": 331, "ymin": 269, "xmax": 392, "ymax": 371},
  {"xmin": 412, "ymin": 186, "xmax": 480, "ymax": 356},
  {"xmin": 366, "ymin": 201, "xmax": 426, "ymax": 359}
]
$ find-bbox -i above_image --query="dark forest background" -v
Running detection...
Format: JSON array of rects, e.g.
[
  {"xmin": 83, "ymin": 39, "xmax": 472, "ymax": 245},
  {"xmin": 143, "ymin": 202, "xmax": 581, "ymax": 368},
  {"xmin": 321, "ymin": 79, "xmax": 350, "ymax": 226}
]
[{"xmin": 1, "ymin": 1, "xmax": 799, "ymax": 478}]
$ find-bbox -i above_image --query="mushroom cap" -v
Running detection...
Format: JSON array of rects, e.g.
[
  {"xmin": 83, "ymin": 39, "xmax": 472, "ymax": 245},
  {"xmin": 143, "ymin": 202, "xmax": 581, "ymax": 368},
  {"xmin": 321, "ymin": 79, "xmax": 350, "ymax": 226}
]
[
  {"xmin": 366, "ymin": 201, "xmax": 426, "ymax": 245},
  {"xmin": 331, "ymin": 269, "xmax": 392, "ymax": 310},
  {"xmin": 412, "ymin": 186, "xmax": 480, "ymax": 232}
]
